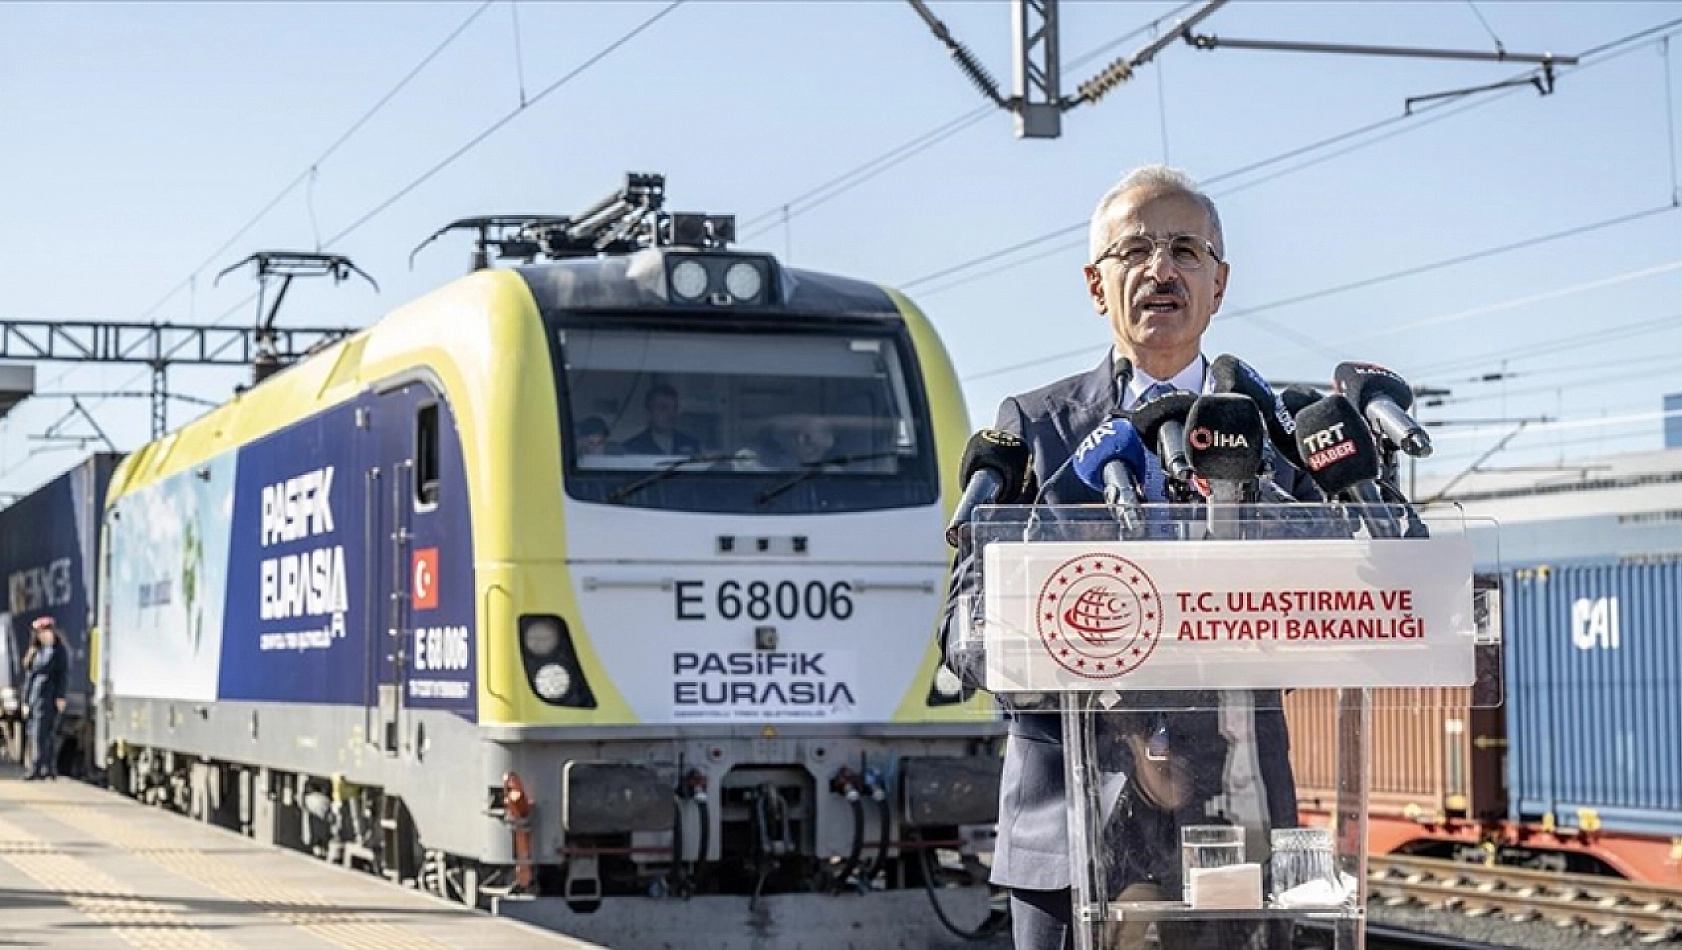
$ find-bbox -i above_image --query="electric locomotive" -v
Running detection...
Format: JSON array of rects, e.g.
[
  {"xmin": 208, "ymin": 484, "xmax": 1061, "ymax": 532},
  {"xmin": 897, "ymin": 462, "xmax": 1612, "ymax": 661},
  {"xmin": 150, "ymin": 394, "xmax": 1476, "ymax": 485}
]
[{"xmin": 96, "ymin": 175, "xmax": 1002, "ymax": 939}]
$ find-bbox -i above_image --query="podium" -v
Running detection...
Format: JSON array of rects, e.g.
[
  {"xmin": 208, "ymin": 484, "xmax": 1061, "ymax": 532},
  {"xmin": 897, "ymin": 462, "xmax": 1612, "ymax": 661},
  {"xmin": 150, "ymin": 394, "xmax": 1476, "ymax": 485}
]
[{"xmin": 950, "ymin": 503, "xmax": 1501, "ymax": 950}]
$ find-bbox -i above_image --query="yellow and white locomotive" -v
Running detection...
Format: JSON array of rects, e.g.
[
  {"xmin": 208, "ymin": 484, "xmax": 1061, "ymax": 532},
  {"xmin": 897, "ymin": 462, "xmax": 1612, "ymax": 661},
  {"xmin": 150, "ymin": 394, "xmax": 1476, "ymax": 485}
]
[{"xmin": 95, "ymin": 175, "xmax": 1001, "ymax": 944}]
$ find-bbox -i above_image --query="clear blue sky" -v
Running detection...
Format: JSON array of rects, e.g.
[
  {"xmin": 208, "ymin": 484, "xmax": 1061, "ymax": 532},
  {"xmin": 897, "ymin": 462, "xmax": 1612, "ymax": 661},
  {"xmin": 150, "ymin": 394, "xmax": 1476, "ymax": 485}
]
[{"xmin": 1, "ymin": 1, "xmax": 1678, "ymax": 496}]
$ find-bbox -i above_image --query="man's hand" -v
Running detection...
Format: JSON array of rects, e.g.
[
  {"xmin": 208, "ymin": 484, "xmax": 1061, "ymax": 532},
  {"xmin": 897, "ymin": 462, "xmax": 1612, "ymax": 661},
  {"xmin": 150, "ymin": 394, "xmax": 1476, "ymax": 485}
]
[{"xmin": 55, "ymin": 699, "xmax": 66, "ymax": 714}]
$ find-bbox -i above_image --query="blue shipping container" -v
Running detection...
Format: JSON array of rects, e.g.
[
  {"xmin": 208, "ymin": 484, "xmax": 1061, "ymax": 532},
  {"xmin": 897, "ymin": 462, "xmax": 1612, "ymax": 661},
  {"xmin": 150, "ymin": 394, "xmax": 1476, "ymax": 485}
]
[
  {"xmin": 1505, "ymin": 559, "xmax": 1682, "ymax": 837},
  {"xmin": 0, "ymin": 452, "xmax": 120, "ymax": 715}
]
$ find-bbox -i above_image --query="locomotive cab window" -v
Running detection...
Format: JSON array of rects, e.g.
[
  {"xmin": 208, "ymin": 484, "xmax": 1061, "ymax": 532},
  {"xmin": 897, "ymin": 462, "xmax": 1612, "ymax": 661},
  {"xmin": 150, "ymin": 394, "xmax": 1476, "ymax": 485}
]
[
  {"xmin": 552, "ymin": 323, "xmax": 937, "ymax": 514},
  {"xmin": 415, "ymin": 402, "xmax": 440, "ymax": 507}
]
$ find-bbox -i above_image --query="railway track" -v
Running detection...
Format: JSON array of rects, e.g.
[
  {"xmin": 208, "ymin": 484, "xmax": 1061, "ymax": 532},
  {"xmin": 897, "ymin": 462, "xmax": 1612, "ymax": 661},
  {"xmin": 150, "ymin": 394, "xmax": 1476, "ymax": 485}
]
[
  {"xmin": 1368, "ymin": 854, "xmax": 1682, "ymax": 944},
  {"xmin": 1362, "ymin": 923, "xmax": 1508, "ymax": 949}
]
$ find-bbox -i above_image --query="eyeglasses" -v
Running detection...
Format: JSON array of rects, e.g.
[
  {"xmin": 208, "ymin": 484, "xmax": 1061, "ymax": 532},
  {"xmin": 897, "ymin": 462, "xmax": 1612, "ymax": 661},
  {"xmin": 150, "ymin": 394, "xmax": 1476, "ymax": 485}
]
[{"xmin": 1094, "ymin": 233, "xmax": 1222, "ymax": 271}]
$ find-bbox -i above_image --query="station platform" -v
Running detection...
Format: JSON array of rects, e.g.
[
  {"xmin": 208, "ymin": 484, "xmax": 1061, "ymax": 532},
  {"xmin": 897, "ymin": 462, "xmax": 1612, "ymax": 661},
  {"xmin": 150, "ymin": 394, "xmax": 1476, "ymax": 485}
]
[{"xmin": 0, "ymin": 765, "xmax": 605, "ymax": 949}]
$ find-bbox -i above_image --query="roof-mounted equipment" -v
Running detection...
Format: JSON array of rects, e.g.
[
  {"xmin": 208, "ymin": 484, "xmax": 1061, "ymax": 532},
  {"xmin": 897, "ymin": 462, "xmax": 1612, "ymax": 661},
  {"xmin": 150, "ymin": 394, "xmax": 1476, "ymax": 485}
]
[
  {"xmin": 215, "ymin": 250, "xmax": 377, "ymax": 384},
  {"xmin": 411, "ymin": 174, "xmax": 739, "ymax": 273}
]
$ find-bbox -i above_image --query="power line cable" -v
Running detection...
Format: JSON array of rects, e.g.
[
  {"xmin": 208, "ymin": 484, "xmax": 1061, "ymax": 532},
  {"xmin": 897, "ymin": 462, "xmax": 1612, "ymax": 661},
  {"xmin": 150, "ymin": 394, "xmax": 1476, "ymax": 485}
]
[
  {"xmin": 31, "ymin": 2, "xmax": 497, "ymax": 424},
  {"xmin": 1464, "ymin": 1, "xmax": 1506, "ymax": 54},
  {"xmin": 68, "ymin": 0, "xmax": 682, "ymax": 431},
  {"xmin": 739, "ymin": 2, "xmax": 1205, "ymax": 241},
  {"xmin": 128, "ymin": 1, "xmax": 496, "ymax": 329},
  {"xmin": 950, "ymin": 29, "xmax": 1682, "ymax": 382},
  {"xmin": 1428, "ymin": 354, "xmax": 1682, "ymax": 407},
  {"xmin": 1327, "ymin": 258, "xmax": 1682, "ymax": 347},
  {"xmin": 958, "ymin": 206, "xmax": 1682, "ymax": 383},
  {"xmin": 906, "ymin": 17, "xmax": 1682, "ymax": 298},
  {"xmin": 323, "ymin": 1, "xmax": 685, "ymax": 248},
  {"xmin": 1414, "ymin": 311, "xmax": 1682, "ymax": 379},
  {"xmin": 1664, "ymin": 37, "xmax": 1680, "ymax": 205}
]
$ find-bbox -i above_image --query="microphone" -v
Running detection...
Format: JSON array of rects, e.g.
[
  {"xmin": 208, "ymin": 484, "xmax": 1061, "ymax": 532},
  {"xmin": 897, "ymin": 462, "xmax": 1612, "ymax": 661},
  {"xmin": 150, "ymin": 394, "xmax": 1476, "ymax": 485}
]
[
  {"xmin": 1279, "ymin": 384, "xmax": 1323, "ymax": 419},
  {"xmin": 1071, "ymin": 417, "xmax": 1149, "ymax": 527},
  {"xmin": 1128, "ymin": 390, "xmax": 1198, "ymax": 488},
  {"xmin": 1208, "ymin": 354, "xmax": 1304, "ymax": 469},
  {"xmin": 1292, "ymin": 394, "xmax": 1399, "ymax": 538},
  {"xmin": 945, "ymin": 429, "xmax": 1033, "ymax": 546},
  {"xmin": 1185, "ymin": 394, "xmax": 1267, "ymax": 508},
  {"xmin": 1333, "ymin": 362, "xmax": 1432, "ymax": 458}
]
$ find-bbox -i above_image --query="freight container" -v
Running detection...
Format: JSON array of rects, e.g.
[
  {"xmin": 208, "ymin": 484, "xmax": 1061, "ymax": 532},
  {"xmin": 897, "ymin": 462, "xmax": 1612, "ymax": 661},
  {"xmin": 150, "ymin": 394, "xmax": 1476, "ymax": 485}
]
[
  {"xmin": 1285, "ymin": 687, "xmax": 1505, "ymax": 823},
  {"xmin": 0, "ymin": 452, "xmax": 121, "ymax": 775},
  {"xmin": 1505, "ymin": 558, "xmax": 1682, "ymax": 838}
]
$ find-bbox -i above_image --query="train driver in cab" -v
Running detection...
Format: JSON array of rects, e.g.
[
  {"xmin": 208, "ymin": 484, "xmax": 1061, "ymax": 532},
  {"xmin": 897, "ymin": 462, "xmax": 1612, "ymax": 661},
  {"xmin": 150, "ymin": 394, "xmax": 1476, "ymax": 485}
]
[{"xmin": 623, "ymin": 383, "xmax": 701, "ymax": 456}]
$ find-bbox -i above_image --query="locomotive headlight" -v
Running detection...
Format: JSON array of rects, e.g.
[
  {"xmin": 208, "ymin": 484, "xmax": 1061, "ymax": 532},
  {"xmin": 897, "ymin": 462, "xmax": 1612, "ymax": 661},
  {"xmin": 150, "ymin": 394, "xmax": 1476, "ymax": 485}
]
[
  {"xmin": 533, "ymin": 663, "xmax": 573, "ymax": 701},
  {"xmin": 724, "ymin": 260, "xmax": 764, "ymax": 301},
  {"xmin": 669, "ymin": 259, "xmax": 708, "ymax": 301},
  {"xmin": 522, "ymin": 617, "xmax": 561, "ymax": 657}
]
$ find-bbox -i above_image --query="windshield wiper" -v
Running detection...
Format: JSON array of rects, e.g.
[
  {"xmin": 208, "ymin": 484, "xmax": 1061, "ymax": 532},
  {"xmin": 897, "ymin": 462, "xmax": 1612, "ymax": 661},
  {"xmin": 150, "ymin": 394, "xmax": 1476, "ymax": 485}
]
[
  {"xmin": 609, "ymin": 453, "xmax": 738, "ymax": 502},
  {"xmin": 754, "ymin": 451, "xmax": 907, "ymax": 506}
]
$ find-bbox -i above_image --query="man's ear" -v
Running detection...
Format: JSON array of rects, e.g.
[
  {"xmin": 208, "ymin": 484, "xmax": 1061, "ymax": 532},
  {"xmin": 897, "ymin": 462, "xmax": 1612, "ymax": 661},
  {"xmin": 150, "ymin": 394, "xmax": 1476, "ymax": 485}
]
[
  {"xmin": 1084, "ymin": 264, "xmax": 1106, "ymax": 314},
  {"xmin": 1210, "ymin": 260, "xmax": 1230, "ymax": 312}
]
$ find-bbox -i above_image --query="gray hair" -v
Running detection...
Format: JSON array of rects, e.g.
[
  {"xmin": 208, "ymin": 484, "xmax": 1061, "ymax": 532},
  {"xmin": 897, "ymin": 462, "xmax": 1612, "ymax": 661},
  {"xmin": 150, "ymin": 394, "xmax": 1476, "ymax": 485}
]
[{"xmin": 1087, "ymin": 164, "xmax": 1224, "ymax": 261}]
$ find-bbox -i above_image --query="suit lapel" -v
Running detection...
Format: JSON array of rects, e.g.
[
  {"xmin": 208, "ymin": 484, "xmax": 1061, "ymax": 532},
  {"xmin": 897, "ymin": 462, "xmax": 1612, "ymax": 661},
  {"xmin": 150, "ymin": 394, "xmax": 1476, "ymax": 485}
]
[{"xmin": 1045, "ymin": 355, "xmax": 1117, "ymax": 459}]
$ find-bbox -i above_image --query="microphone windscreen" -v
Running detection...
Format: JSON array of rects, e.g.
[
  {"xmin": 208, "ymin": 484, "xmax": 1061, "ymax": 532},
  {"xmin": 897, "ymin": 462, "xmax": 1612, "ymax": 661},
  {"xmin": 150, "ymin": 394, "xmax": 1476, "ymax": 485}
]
[
  {"xmin": 959, "ymin": 428, "xmax": 1031, "ymax": 502},
  {"xmin": 1071, "ymin": 417, "xmax": 1149, "ymax": 492},
  {"xmin": 1333, "ymin": 361, "xmax": 1415, "ymax": 413},
  {"xmin": 1185, "ymin": 394, "xmax": 1266, "ymax": 482},
  {"xmin": 1279, "ymin": 384, "xmax": 1324, "ymax": 418},
  {"xmin": 1126, "ymin": 390, "xmax": 1198, "ymax": 450},
  {"xmin": 1209, "ymin": 354, "xmax": 1304, "ymax": 467},
  {"xmin": 1292, "ymin": 394, "xmax": 1381, "ymax": 494}
]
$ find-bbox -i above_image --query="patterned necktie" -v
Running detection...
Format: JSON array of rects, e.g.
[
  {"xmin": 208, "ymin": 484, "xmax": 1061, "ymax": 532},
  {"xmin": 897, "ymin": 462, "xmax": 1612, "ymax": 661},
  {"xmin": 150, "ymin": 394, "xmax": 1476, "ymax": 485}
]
[{"xmin": 1135, "ymin": 382, "xmax": 1177, "ymax": 502}]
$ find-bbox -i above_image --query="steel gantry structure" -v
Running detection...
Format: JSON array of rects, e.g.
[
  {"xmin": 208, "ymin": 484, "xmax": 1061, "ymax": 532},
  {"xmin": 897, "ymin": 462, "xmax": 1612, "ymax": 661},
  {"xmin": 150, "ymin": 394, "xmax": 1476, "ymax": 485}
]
[{"xmin": 0, "ymin": 319, "xmax": 359, "ymax": 438}]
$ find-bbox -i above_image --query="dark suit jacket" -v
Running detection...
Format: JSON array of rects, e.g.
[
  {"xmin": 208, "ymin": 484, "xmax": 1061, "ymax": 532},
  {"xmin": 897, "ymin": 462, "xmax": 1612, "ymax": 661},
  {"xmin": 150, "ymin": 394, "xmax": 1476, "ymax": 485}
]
[
  {"xmin": 23, "ymin": 643, "xmax": 68, "ymax": 715},
  {"xmin": 622, "ymin": 429, "xmax": 701, "ymax": 456},
  {"xmin": 948, "ymin": 354, "xmax": 1311, "ymax": 892}
]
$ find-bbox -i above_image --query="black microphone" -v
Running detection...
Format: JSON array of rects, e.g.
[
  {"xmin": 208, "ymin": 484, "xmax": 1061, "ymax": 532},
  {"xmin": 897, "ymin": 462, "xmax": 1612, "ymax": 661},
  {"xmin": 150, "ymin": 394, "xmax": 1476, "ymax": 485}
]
[
  {"xmin": 1279, "ymin": 384, "xmax": 1324, "ymax": 419},
  {"xmin": 1208, "ymin": 354, "xmax": 1305, "ymax": 469},
  {"xmin": 1292, "ymin": 394, "xmax": 1399, "ymax": 538},
  {"xmin": 945, "ymin": 429, "xmax": 1033, "ymax": 546},
  {"xmin": 1128, "ymin": 390, "xmax": 1198, "ymax": 487},
  {"xmin": 1185, "ymin": 394, "xmax": 1267, "ymax": 508},
  {"xmin": 1333, "ymin": 361, "xmax": 1432, "ymax": 458}
]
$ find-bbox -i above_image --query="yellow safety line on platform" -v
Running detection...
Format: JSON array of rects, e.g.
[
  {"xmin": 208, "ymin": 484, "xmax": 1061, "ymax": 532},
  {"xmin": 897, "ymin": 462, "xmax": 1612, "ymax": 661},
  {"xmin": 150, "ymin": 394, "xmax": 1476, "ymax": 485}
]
[
  {"xmin": 35, "ymin": 800, "xmax": 457, "ymax": 950},
  {"xmin": 0, "ymin": 812, "xmax": 241, "ymax": 950}
]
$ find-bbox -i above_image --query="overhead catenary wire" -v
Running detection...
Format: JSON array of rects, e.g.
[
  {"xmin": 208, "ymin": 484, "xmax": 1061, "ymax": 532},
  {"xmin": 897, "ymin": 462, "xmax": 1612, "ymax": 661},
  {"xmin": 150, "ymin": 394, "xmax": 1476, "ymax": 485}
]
[
  {"xmin": 740, "ymin": 2, "xmax": 1207, "ymax": 242},
  {"xmin": 15, "ymin": 1, "xmax": 681, "ymax": 484},
  {"xmin": 948, "ymin": 27, "xmax": 1682, "ymax": 384},
  {"xmin": 1464, "ymin": 1, "xmax": 1507, "ymax": 55},
  {"xmin": 324, "ymin": 1, "xmax": 685, "ymax": 248},
  {"xmin": 1426, "ymin": 353, "xmax": 1682, "ymax": 407},
  {"xmin": 127, "ymin": 1, "xmax": 496, "ymax": 330},
  {"xmin": 907, "ymin": 17, "xmax": 1682, "ymax": 300},
  {"xmin": 957, "ymin": 208, "xmax": 1682, "ymax": 384},
  {"xmin": 27, "ymin": 1, "xmax": 499, "ymax": 444}
]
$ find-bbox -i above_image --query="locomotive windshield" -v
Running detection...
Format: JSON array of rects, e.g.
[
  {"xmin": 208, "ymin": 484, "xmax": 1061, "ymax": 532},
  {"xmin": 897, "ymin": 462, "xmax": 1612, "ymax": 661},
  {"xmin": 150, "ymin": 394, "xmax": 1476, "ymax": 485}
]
[{"xmin": 553, "ymin": 324, "xmax": 939, "ymax": 514}]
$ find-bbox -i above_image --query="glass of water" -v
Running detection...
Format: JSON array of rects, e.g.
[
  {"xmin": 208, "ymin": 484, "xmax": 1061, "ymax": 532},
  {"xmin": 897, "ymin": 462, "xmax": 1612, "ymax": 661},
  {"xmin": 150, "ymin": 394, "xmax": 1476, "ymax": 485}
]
[
  {"xmin": 1180, "ymin": 824, "xmax": 1245, "ymax": 898},
  {"xmin": 1269, "ymin": 827, "xmax": 1342, "ymax": 906}
]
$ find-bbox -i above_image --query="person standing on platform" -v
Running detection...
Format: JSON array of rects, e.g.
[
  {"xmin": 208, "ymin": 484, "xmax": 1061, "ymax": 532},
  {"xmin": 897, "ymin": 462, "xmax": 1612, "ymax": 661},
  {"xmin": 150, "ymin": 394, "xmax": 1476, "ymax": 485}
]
[{"xmin": 21, "ymin": 616, "xmax": 68, "ymax": 781}]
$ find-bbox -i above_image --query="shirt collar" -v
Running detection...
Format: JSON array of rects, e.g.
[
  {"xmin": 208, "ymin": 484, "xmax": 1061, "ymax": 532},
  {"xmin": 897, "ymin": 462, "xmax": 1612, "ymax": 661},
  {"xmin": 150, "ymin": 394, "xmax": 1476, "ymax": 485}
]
[{"xmin": 1119, "ymin": 351, "xmax": 1209, "ymax": 409}]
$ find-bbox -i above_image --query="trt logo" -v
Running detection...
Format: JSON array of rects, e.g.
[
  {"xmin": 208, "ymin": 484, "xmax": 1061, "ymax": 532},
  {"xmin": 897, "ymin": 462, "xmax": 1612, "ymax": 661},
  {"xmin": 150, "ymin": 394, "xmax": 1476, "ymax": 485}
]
[
  {"xmin": 1188, "ymin": 427, "xmax": 1250, "ymax": 450},
  {"xmin": 1300, "ymin": 423, "xmax": 1346, "ymax": 453},
  {"xmin": 412, "ymin": 548, "xmax": 439, "ymax": 610},
  {"xmin": 1570, "ymin": 596, "xmax": 1619, "ymax": 650}
]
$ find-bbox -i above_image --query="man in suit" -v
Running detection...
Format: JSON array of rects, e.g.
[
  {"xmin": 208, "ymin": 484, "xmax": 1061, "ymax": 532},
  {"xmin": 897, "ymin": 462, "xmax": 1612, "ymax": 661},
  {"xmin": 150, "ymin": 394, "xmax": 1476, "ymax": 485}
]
[
  {"xmin": 623, "ymin": 383, "xmax": 702, "ymax": 456},
  {"xmin": 949, "ymin": 165, "xmax": 1309, "ymax": 949}
]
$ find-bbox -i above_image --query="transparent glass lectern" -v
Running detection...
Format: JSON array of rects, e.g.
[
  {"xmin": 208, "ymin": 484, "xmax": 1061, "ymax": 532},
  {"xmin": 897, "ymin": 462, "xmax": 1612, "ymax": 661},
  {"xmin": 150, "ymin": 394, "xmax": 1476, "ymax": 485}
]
[{"xmin": 950, "ymin": 503, "xmax": 1501, "ymax": 950}]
